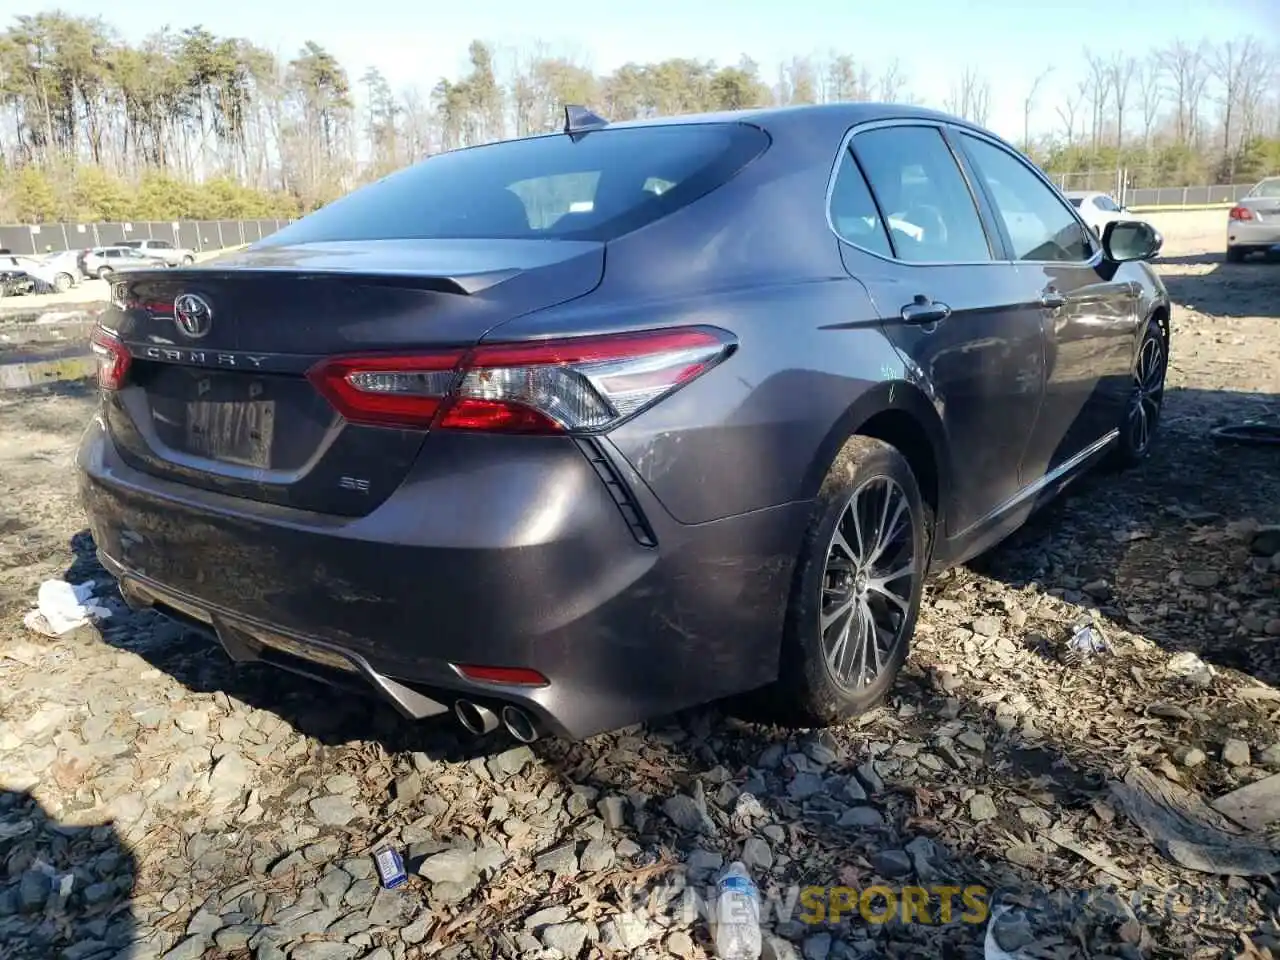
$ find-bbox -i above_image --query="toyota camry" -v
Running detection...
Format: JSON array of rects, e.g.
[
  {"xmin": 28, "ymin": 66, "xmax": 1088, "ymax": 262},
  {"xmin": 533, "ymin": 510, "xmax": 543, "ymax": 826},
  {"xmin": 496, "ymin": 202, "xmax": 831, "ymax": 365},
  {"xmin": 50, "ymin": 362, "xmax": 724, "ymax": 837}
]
[{"xmin": 77, "ymin": 103, "xmax": 1170, "ymax": 742}]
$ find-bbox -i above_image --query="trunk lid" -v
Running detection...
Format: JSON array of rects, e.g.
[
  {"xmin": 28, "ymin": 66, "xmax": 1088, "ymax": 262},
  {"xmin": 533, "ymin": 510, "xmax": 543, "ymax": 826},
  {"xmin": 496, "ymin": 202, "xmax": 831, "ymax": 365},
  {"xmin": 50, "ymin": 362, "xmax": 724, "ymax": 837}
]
[{"xmin": 101, "ymin": 238, "xmax": 604, "ymax": 516}]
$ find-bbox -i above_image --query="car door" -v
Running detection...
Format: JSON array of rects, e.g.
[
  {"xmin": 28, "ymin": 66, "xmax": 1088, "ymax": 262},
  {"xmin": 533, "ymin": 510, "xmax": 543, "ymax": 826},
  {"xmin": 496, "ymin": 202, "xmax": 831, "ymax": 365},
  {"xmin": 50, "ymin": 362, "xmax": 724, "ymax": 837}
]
[
  {"xmin": 954, "ymin": 131, "xmax": 1140, "ymax": 481},
  {"xmin": 832, "ymin": 122, "xmax": 1047, "ymax": 539}
]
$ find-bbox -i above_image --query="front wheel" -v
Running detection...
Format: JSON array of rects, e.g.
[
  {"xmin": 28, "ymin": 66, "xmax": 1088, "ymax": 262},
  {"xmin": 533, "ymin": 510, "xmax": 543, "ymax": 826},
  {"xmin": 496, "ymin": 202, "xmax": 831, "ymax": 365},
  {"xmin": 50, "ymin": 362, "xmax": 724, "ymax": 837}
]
[
  {"xmin": 181, "ymin": 255, "xmax": 194, "ymax": 265},
  {"xmin": 766, "ymin": 435, "xmax": 930, "ymax": 727},
  {"xmin": 54, "ymin": 272, "xmax": 73, "ymax": 292},
  {"xmin": 1109, "ymin": 318, "xmax": 1168, "ymax": 468}
]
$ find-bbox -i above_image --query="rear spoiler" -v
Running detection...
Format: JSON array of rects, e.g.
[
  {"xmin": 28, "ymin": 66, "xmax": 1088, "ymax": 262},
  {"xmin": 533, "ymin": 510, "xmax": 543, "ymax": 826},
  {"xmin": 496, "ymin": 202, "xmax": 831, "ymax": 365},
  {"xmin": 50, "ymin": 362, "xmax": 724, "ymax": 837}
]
[{"xmin": 110, "ymin": 265, "xmax": 510, "ymax": 297}]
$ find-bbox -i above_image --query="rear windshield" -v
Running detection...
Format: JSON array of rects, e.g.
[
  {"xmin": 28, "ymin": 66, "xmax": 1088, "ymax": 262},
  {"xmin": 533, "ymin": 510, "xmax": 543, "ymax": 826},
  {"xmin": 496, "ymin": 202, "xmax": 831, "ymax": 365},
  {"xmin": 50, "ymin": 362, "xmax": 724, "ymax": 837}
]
[
  {"xmin": 265, "ymin": 123, "xmax": 769, "ymax": 244},
  {"xmin": 1067, "ymin": 197, "xmax": 1083, "ymax": 208},
  {"xmin": 1250, "ymin": 179, "xmax": 1280, "ymax": 199}
]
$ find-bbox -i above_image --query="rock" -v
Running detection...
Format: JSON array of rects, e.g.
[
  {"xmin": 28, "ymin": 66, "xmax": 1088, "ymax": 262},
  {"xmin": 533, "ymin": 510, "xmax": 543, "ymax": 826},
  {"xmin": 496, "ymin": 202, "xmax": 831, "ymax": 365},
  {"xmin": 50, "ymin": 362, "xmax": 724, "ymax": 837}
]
[
  {"xmin": 742, "ymin": 836, "xmax": 774, "ymax": 871},
  {"xmin": 763, "ymin": 935, "xmax": 802, "ymax": 960},
  {"xmin": 535, "ymin": 842, "xmax": 579, "ymax": 876},
  {"xmin": 1249, "ymin": 526, "xmax": 1280, "ymax": 557},
  {"xmin": 856, "ymin": 761, "xmax": 884, "ymax": 794},
  {"xmin": 541, "ymin": 921, "xmax": 589, "ymax": 957},
  {"xmin": 17, "ymin": 870, "xmax": 48, "ymax": 913},
  {"xmin": 870, "ymin": 849, "xmax": 912, "ymax": 878},
  {"xmin": 759, "ymin": 744, "xmax": 786, "ymax": 769},
  {"xmin": 667, "ymin": 930, "xmax": 697, "ymax": 958},
  {"xmin": 290, "ymin": 944, "xmax": 361, "ymax": 960},
  {"xmin": 1258, "ymin": 744, "xmax": 1280, "ymax": 768},
  {"xmin": 1177, "ymin": 747, "xmax": 1207, "ymax": 767},
  {"xmin": 957, "ymin": 730, "xmax": 986, "ymax": 752},
  {"xmin": 309, "ymin": 795, "xmax": 360, "ymax": 827},
  {"xmin": 599, "ymin": 795, "xmax": 627, "ymax": 830},
  {"xmin": 787, "ymin": 773, "xmax": 825, "ymax": 800},
  {"xmin": 1223, "ymin": 739, "xmax": 1252, "ymax": 767},
  {"xmin": 687, "ymin": 849, "xmax": 724, "ymax": 875},
  {"xmin": 969, "ymin": 794, "xmax": 998, "ymax": 821},
  {"xmin": 206, "ymin": 751, "xmax": 251, "ymax": 803},
  {"xmin": 487, "ymin": 746, "xmax": 534, "ymax": 779},
  {"xmin": 393, "ymin": 771, "xmax": 422, "ymax": 803},
  {"xmin": 804, "ymin": 932, "xmax": 833, "ymax": 960},
  {"xmin": 838, "ymin": 807, "xmax": 885, "ymax": 828},
  {"xmin": 580, "ymin": 838, "xmax": 616, "ymax": 872},
  {"xmin": 418, "ymin": 848, "xmax": 476, "ymax": 885},
  {"xmin": 601, "ymin": 913, "xmax": 652, "ymax": 951},
  {"xmin": 525, "ymin": 906, "xmax": 572, "ymax": 930},
  {"xmin": 662, "ymin": 794, "xmax": 715, "ymax": 834},
  {"xmin": 971, "ymin": 616, "xmax": 1001, "ymax": 637},
  {"xmin": 159, "ymin": 936, "xmax": 208, "ymax": 960}
]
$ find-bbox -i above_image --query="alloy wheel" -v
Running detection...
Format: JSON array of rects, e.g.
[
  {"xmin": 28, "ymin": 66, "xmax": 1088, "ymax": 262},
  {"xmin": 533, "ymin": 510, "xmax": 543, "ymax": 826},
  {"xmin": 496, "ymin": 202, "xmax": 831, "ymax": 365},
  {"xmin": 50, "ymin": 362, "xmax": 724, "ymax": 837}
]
[
  {"xmin": 1128, "ymin": 334, "xmax": 1166, "ymax": 456},
  {"xmin": 819, "ymin": 475, "xmax": 917, "ymax": 692}
]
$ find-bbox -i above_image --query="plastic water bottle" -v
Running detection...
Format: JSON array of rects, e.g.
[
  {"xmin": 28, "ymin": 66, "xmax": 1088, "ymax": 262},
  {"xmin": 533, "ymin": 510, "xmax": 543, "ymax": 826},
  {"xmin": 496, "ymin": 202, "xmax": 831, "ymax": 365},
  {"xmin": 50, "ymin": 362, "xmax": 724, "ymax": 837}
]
[{"xmin": 712, "ymin": 861, "xmax": 762, "ymax": 959}]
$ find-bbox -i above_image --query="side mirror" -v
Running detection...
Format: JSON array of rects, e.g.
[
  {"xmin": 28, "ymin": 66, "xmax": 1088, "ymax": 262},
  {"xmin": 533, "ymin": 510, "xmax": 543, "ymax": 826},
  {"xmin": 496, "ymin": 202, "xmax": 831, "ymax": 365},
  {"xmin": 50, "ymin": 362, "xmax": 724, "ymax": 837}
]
[{"xmin": 1102, "ymin": 219, "xmax": 1162, "ymax": 262}]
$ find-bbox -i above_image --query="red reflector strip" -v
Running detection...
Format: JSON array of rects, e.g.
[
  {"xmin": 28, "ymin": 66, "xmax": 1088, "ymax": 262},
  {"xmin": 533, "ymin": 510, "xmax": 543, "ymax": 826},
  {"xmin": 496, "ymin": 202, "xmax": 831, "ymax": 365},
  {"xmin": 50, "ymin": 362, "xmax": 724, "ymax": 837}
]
[{"xmin": 454, "ymin": 664, "xmax": 550, "ymax": 687}]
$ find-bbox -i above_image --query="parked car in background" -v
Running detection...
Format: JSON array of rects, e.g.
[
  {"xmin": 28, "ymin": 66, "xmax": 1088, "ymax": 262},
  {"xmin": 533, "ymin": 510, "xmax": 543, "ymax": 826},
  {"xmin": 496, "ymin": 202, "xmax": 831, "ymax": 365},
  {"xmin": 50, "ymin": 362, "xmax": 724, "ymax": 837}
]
[
  {"xmin": 78, "ymin": 103, "xmax": 1171, "ymax": 742},
  {"xmin": 1226, "ymin": 176, "xmax": 1280, "ymax": 262},
  {"xmin": 1063, "ymin": 190, "xmax": 1135, "ymax": 237},
  {"xmin": 2, "ymin": 253, "xmax": 68, "ymax": 293},
  {"xmin": 80, "ymin": 246, "xmax": 168, "ymax": 279},
  {"xmin": 38, "ymin": 250, "xmax": 83, "ymax": 291},
  {"xmin": 0, "ymin": 260, "xmax": 35, "ymax": 298},
  {"xmin": 118, "ymin": 238, "xmax": 196, "ymax": 267}
]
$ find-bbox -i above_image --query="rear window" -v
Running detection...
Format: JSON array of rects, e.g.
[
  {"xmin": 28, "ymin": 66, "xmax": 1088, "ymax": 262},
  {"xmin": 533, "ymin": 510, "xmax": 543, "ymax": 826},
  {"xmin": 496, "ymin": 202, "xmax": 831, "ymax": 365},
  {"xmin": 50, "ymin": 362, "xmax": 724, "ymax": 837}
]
[
  {"xmin": 1067, "ymin": 197, "xmax": 1083, "ymax": 208},
  {"xmin": 265, "ymin": 123, "xmax": 769, "ymax": 244}
]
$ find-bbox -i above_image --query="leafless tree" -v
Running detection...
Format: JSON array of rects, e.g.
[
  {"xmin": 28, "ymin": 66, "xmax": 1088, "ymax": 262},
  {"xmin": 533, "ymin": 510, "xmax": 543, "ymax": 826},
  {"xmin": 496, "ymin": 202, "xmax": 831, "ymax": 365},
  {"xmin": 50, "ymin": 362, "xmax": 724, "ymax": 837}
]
[
  {"xmin": 877, "ymin": 59, "xmax": 909, "ymax": 102},
  {"xmin": 1022, "ymin": 67, "xmax": 1053, "ymax": 152},
  {"xmin": 1056, "ymin": 80, "xmax": 1088, "ymax": 145},
  {"xmin": 1212, "ymin": 37, "xmax": 1268, "ymax": 175},
  {"xmin": 1107, "ymin": 54, "xmax": 1137, "ymax": 149},
  {"xmin": 944, "ymin": 66, "xmax": 991, "ymax": 126},
  {"xmin": 1137, "ymin": 55, "xmax": 1164, "ymax": 149},
  {"xmin": 1161, "ymin": 40, "xmax": 1210, "ymax": 148},
  {"xmin": 1083, "ymin": 51, "xmax": 1112, "ymax": 150}
]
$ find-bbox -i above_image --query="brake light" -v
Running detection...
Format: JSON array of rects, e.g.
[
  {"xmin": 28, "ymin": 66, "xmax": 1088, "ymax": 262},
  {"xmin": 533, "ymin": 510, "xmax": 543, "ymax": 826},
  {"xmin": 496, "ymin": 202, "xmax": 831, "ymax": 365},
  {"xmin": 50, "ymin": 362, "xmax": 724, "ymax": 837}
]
[
  {"xmin": 90, "ymin": 329, "xmax": 130, "ymax": 390},
  {"xmin": 1229, "ymin": 205, "xmax": 1254, "ymax": 221},
  {"xmin": 453, "ymin": 664, "xmax": 549, "ymax": 686},
  {"xmin": 307, "ymin": 326, "xmax": 735, "ymax": 434}
]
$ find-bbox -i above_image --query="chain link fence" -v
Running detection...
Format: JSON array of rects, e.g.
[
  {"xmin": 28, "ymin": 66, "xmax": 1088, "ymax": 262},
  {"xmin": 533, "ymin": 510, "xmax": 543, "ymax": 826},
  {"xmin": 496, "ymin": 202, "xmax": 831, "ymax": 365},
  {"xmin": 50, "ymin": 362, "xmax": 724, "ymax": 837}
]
[
  {"xmin": 1047, "ymin": 170, "xmax": 1266, "ymax": 208},
  {"xmin": 0, "ymin": 218, "xmax": 292, "ymax": 258}
]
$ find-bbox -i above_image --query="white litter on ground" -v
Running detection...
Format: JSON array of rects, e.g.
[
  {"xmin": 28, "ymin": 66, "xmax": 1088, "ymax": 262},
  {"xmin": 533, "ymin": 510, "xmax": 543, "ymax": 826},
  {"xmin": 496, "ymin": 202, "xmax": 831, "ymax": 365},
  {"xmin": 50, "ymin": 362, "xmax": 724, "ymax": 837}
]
[{"xmin": 23, "ymin": 579, "xmax": 112, "ymax": 637}]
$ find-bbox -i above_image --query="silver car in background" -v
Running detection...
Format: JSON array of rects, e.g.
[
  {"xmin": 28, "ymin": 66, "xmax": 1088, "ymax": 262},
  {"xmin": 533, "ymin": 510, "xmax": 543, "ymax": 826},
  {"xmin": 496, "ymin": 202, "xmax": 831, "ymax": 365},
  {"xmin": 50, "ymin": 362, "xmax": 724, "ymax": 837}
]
[
  {"xmin": 118, "ymin": 238, "xmax": 197, "ymax": 267},
  {"xmin": 1227, "ymin": 177, "xmax": 1280, "ymax": 262},
  {"xmin": 80, "ymin": 245, "xmax": 168, "ymax": 279}
]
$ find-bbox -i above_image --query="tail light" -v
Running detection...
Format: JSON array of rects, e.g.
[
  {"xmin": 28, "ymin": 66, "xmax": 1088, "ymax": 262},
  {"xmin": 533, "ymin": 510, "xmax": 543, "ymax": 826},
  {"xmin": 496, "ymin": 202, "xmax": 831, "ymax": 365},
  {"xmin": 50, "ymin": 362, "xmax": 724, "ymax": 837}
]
[
  {"xmin": 1229, "ymin": 205, "xmax": 1254, "ymax": 221},
  {"xmin": 307, "ymin": 326, "xmax": 736, "ymax": 434},
  {"xmin": 90, "ymin": 329, "xmax": 130, "ymax": 390}
]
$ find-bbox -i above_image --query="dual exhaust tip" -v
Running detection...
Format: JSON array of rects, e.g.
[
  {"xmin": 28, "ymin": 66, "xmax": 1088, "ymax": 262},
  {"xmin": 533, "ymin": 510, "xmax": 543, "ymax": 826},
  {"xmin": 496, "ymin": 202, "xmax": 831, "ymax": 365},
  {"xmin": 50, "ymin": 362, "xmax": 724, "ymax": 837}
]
[{"xmin": 453, "ymin": 699, "xmax": 539, "ymax": 743}]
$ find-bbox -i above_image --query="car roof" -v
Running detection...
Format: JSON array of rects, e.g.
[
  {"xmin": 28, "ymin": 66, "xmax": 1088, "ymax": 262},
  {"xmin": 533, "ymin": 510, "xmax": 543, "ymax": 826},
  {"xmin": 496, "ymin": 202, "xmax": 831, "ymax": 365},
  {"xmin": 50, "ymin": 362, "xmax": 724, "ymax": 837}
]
[{"xmin": 490, "ymin": 101, "xmax": 1017, "ymax": 151}]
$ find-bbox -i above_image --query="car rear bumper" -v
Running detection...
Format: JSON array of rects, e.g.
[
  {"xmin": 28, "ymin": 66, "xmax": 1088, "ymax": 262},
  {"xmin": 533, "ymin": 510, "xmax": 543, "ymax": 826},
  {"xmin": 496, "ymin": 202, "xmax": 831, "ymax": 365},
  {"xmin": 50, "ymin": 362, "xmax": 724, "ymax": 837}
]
[
  {"xmin": 76, "ymin": 416, "xmax": 809, "ymax": 739},
  {"xmin": 1228, "ymin": 221, "xmax": 1280, "ymax": 247}
]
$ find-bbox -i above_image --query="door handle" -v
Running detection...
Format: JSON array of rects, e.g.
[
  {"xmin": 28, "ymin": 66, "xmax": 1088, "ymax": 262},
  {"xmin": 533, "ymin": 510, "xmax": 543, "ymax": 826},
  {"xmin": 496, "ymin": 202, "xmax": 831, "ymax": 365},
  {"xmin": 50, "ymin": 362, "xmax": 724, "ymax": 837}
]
[
  {"xmin": 1039, "ymin": 288, "xmax": 1067, "ymax": 309},
  {"xmin": 900, "ymin": 295, "xmax": 952, "ymax": 325}
]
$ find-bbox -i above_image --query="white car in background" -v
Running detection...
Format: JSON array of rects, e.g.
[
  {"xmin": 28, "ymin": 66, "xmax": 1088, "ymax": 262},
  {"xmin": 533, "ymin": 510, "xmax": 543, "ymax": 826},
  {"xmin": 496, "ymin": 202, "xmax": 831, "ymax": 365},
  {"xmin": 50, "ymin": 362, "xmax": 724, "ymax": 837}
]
[
  {"xmin": 118, "ymin": 238, "xmax": 196, "ymax": 266},
  {"xmin": 0, "ymin": 253, "xmax": 72, "ymax": 293},
  {"xmin": 1226, "ymin": 176, "xmax": 1280, "ymax": 263},
  {"xmin": 1063, "ymin": 191, "xmax": 1135, "ymax": 237}
]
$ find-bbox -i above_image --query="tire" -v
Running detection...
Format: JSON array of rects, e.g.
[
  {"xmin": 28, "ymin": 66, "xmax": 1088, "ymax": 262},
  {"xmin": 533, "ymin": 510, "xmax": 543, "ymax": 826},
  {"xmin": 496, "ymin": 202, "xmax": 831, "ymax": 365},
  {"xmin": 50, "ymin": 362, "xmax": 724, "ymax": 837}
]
[
  {"xmin": 54, "ymin": 272, "xmax": 72, "ymax": 292},
  {"xmin": 96, "ymin": 266, "xmax": 112, "ymax": 279},
  {"xmin": 1225, "ymin": 246, "xmax": 1245, "ymax": 263},
  {"xmin": 1109, "ymin": 317, "xmax": 1167, "ymax": 469},
  {"xmin": 182, "ymin": 255, "xmax": 195, "ymax": 265},
  {"xmin": 765, "ymin": 435, "xmax": 931, "ymax": 727}
]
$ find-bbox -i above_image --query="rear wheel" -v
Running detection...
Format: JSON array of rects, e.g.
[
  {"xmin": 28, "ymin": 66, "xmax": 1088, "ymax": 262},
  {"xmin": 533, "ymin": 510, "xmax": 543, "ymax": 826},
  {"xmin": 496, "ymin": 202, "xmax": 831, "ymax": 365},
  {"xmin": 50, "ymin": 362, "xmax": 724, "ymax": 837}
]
[
  {"xmin": 96, "ymin": 266, "xmax": 112, "ymax": 279},
  {"xmin": 767, "ymin": 435, "xmax": 929, "ymax": 726},
  {"xmin": 1109, "ymin": 318, "xmax": 1167, "ymax": 468},
  {"xmin": 54, "ymin": 272, "xmax": 73, "ymax": 292},
  {"xmin": 182, "ymin": 254, "xmax": 195, "ymax": 265},
  {"xmin": 1225, "ymin": 246, "xmax": 1246, "ymax": 263}
]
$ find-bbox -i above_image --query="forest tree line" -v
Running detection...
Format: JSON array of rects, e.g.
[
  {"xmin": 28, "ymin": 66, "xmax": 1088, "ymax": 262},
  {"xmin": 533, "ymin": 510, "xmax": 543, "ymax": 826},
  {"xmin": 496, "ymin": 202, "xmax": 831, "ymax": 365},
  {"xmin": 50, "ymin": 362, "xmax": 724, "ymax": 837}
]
[{"xmin": 1, "ymin": 10, "xmax": 1278, "ymax": 224}]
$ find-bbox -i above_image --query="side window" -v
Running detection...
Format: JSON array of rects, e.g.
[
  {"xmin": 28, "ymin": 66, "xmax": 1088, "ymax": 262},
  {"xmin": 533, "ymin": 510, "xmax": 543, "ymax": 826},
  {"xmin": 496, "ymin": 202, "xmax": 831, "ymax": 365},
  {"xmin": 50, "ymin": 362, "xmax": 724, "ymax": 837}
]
[
  {"xmin": 851, "ymin": 126, "xmax": 992, "ymax": 264},
  {"xmin": 1095, "ymin": 196, "xmax": 1120, "ymax": 212},
  {"xmin": 829, "ymin": 148, "xmax": 892, "ymax": 258},
  {"xmin": 152, "ymin": 240, "xmax": 174, "ymax": 249},
  {"xmin": 959, "ymin": 134, "xmax": 1094, "ymax": 263}
]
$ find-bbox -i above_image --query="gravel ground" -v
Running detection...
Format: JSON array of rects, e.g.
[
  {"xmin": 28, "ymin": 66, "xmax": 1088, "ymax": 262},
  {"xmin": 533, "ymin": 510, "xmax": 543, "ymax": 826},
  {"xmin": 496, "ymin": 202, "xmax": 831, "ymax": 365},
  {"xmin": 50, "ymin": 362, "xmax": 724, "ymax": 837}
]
[{"xmin": 1, "ymin": 215, "xmax": 1278, "ymax": 960}]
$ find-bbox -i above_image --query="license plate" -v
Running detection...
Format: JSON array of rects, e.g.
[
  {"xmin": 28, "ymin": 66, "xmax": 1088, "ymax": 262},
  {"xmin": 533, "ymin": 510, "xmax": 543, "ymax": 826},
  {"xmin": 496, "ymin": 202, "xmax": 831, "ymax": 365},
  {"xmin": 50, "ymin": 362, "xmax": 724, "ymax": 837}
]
[{"xmin": 184, "ymin": 400, "xmax": 275, "ymax": 468}]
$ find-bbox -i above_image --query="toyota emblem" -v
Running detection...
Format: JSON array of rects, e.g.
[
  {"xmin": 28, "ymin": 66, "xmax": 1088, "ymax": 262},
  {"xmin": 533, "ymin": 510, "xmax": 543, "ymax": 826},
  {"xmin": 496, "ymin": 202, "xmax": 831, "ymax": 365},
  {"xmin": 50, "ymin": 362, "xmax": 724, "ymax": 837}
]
[{"xmin": 173, "ymin": 293, "xmax": 213, "ymax": 339}]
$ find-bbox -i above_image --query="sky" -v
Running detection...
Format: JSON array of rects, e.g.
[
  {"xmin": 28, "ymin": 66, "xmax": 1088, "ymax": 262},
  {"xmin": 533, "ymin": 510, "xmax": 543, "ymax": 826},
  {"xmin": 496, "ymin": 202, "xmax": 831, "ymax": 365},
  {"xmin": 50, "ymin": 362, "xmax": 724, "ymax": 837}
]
[{"xmin": 27, "ymin": 0, "xmax": 1280, "ymax": 143}]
